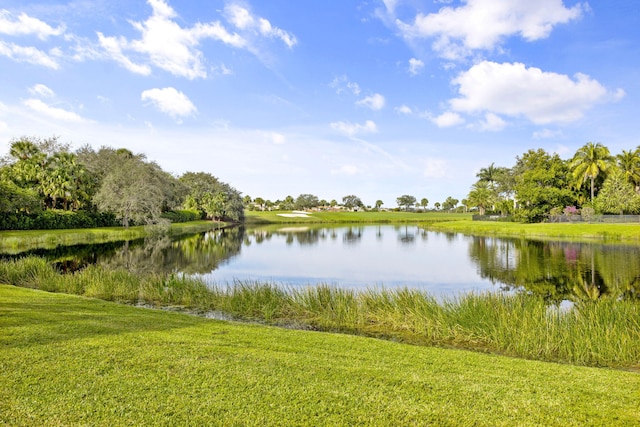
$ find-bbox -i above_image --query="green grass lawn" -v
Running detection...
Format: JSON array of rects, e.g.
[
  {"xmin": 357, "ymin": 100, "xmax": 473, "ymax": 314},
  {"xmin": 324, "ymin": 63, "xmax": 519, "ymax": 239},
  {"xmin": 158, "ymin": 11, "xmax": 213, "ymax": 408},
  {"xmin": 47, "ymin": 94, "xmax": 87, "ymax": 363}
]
[
  {"xmin": 426, "ymin": 220, "xmax": 640, "ymax": 242},
  {"xmin": 245, "ymin": 210, "xmax": 470, "ymax": 224},
  {"xmin": 1, "ymin": 284, "xmax": 638, "ymax": 426}
]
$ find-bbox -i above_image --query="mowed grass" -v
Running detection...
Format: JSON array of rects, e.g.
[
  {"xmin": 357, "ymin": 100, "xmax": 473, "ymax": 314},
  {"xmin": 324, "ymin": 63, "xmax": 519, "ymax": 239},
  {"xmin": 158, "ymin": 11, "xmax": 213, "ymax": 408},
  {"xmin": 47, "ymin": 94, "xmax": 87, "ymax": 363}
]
[
  {"xmin": 427, "ymin": 220, "xmax": 640, "ymax": 242},
  {"xmin": 245, "ymin": 210, "xmax": 470, "ymax": 224},
  {"xmin": 1, "ymin": 284, "xmax": 639, "ymax": 427}
]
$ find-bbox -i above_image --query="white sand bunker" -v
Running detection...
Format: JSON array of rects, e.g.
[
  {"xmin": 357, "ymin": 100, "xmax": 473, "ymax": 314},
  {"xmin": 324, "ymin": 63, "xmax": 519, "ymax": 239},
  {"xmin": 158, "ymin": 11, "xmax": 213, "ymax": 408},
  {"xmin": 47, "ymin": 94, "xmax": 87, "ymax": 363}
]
[{"xmin": 277, "ymin": 210, "xmax": 312, "ymax": 218}]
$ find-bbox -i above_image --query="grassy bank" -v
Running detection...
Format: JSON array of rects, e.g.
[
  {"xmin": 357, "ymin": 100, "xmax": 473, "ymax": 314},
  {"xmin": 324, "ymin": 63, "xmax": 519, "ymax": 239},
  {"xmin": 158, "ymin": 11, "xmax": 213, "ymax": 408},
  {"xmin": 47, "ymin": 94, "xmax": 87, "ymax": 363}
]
[
  {"xmin": 0, "ymin": 221, "xmax": 222, "ymax": 254},
  {"xmin": 2, "ymin": 256, "xmax": 639, "ymax": 369},
  {"xmin": 244, "ymin": 210, "xmax": 470, "ymax": 224},
  {"xmin": 427, "ymin": 220, "xmax": 640, "ymax": 242},
  {"xmin": 2, "ymin": 284, "xmax": 639, "ymax": 426}
]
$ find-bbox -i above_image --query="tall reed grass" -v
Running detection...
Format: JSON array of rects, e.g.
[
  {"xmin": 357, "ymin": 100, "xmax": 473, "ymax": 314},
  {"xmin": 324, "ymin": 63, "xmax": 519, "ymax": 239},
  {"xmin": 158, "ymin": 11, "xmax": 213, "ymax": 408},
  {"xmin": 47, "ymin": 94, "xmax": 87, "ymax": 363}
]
[{"xmin": 1, "ymin": 256, "xmax": 638, "ymax": 369}]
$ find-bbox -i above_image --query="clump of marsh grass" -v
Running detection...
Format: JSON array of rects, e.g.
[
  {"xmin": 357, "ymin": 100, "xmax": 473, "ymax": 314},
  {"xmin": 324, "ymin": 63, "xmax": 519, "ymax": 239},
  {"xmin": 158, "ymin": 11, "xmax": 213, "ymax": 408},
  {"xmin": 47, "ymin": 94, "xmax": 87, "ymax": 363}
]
[
  {"xmin": 0, "ymin": 257, "xmax": 58, "ymax": 289},
  {"xmin": 210, "ymin": 280, "xmax": 291, "ymax": 322},
  {"xmin": 289, "ymin": 284, "xmax": 362, "ymax": 330}
]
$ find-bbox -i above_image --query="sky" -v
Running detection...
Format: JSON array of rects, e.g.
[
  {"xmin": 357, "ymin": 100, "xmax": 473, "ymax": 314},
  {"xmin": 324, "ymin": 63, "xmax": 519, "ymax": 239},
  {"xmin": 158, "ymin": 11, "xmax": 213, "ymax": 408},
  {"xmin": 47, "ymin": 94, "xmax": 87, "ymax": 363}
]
[{"xmin": 1, "ymin": 0, "xmax": 639, "ymax": 208}]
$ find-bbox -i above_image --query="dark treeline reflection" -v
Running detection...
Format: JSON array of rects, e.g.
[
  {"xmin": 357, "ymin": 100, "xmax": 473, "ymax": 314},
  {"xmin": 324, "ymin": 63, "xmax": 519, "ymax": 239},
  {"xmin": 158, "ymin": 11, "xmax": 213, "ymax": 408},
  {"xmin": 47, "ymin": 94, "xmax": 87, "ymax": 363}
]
[
  {"xmin": 468, "ymin": 236, "xmax": 640, "ymax": 302},
  {"xmin": 97, "ymin": 226, "xmax": 245, "ymax": 275},
  {"xmin": 5, "ymin": 227, "xmax": 245, "ymax": 275}
]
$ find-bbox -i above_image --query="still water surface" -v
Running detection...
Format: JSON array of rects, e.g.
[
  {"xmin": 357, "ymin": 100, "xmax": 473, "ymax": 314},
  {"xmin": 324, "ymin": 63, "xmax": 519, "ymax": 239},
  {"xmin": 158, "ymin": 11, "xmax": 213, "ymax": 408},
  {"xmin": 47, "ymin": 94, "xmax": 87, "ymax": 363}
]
[
  {"xmin": 9, "ymin": 224, "xmax": 640, "ymax": 300},
  {"xmin": 203, "ymin": 225, "xmax": 489, "ymax": 295}
]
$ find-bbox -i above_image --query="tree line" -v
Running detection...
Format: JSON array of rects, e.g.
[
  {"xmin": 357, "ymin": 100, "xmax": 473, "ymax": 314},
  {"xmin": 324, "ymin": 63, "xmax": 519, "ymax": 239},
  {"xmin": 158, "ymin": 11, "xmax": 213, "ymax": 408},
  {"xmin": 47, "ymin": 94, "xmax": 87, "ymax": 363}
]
[
  {"xmin": 466, "ymin": 142, "xmax": 640, "ymax": 222},
  {"xmin": 0, "ymin": 136, "xmax": 244, "ymax": 230},
  {"xmin": 243, "ymin": 194, "xmax": 463, "ymax": 212}
]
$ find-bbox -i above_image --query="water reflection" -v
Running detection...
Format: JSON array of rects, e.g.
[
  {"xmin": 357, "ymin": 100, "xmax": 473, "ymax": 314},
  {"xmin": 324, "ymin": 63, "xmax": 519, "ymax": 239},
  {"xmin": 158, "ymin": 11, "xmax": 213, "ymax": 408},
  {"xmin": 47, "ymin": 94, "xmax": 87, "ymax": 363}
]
[
  {"xmin": 3, "ymin": 225, "xmax": 639, "ymax": 301},
  {"xmin": 468, "ymin": 236, "xmax": 640, "ymax": 302}
]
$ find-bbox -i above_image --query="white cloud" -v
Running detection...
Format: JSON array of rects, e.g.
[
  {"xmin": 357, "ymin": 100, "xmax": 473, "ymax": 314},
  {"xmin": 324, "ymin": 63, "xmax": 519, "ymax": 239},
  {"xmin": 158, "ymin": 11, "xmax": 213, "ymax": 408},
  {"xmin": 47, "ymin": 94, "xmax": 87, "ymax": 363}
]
[
  {"xmin": 224, "ymin": 3, "xmax": 296, "ymax": 47},
  {"xmin": 28, "ymin": 84, "xmax": 55, "ymax": 98},
  {"xmin": 449, "ymin": 61, "xmax": 620, "ymax": 125},
  {"xmin": 381, "ymin": 0, "xmax": 399, "ymax": 14},
  {"xmin": 431, "ymin": 111, "xmax": 464, "ymax": 128},
  {"xmin": 408, "ymin": 58, "xmax": 424, "ymax": 75},
  {"xmin": 141, "ymin": 87, "xmax": 197, "ymax": 120},
  {"xmin": 0, "ymin": 41, "xmax": 59, "ymax": 69},
  {"xmin": 533, "ymin": 128, "xmax": 564, "ymax": 139},
  {"xmin": 356, "ymin": 93, "xmax": 386, "ymax": 111},
  {"xmin": 97, "ymin": 1, "xmax": 296, "ymax": 78},
  {"xmin": 478, "ymin": 113, "xmax": 506, "ymax": 132},
  {"xmin": 0, "ymin": 9, "xmax": 65, "ymax": 40},
  {"xmin": 97, "ymin": 32, "xmax": 151, "ymax": 76},
  {"xmin": 262, "ymin": 131, "xmax": 286, "ymax": 145},
  {"xmin": 23, "ymin": 99, "xmax": 85, "ymax": 122},
  {"xmin": 330, "ymin": 120, "xmax": 378, "ymax": 136},
  {"xmin": 394, "ymin": 0, "xmax": 585, "ymax": 60},
  {"xmin": 330, "ymin": 75, "xmax": 361, "ymax": 96},
  {"xmin": 423, "ymin": 158, "xmax": 447, "ymax": 178},
  {"xmin": 98, "ymin": 0, "xmax": 246, "ymax": 79},
  {"xmin": 396, "ymin": 105, "xmax": 413, "ymax": 115},
  {"xmin": 212, "ymin": 63, "xmax": 233, "ymax": 75}
]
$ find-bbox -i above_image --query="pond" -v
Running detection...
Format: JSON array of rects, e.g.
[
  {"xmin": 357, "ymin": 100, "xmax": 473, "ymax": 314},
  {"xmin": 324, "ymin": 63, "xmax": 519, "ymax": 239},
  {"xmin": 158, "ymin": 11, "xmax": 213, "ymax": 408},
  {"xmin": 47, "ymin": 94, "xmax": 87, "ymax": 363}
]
[{"xmin": 6, "ymin": 224, "xmax": 640, "ymax": 301}]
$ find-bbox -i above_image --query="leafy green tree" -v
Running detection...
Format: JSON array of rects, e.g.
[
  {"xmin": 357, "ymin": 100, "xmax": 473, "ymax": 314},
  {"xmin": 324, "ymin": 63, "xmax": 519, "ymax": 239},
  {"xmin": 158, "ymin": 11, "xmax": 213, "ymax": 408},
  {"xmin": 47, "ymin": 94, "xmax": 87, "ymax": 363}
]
[
  {"xmin": 442, "ymin": 196, "xmax": 459, "ymax": 211},
  {"xmin": 342, "ymin": 195, "xmax": 363, "ymax": 210},
  {"xmin": 420, "ymin": 198, "xmax": 428, "ymax": 210},
  {"xmin": 594, "ymin": 169, "xmax": 640, "ymax": 214},
  {"xmin": 253, "ymin": 197, "xmax": 265, "ymax": 210},
  {"xmin": 396, "ymin": 195, "xmax": 416, "ymax": 211},
  {"xmin": 570, "ymin": 142, "xmax": 612, "ymax": 202},
  {"xmin": 375, "ymin": 200, "xmax": 384, "ymax": 210},
  {"xmin": 294, "ymin": 194, "xmax": 319, "ymax": 210},
  {"xmin": 514, "ymin": 149, "xmax": 575, "ymax": 222},
  {"xmin": 434, "ymin": 202, "xmax": 440, "ymax": 210},
  {"xmin": 179, "ymin": 172, "xmax": 243, "ymax": 222},
  {"xmin": 0, "ymin": 178, "xmax": 40, "ymax": 213},
  {"xmin": 279, "ymin": 195, "xmax": 295, "ymax": 210},
  {"xmin": 3, "ymin": 137, "xmax": 93, "ymax": 211},
  {"xmin": 94, "ymin": 158, "xmax": 169, "ymax": 227}
]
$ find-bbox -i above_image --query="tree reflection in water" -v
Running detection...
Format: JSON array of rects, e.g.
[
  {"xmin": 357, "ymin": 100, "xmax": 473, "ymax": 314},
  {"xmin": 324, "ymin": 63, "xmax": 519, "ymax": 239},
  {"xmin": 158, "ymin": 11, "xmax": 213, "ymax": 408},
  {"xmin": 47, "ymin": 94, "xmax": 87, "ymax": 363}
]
[{"xmin": 468, "ymin": 236, "xmax": 640, "ymax": 302}]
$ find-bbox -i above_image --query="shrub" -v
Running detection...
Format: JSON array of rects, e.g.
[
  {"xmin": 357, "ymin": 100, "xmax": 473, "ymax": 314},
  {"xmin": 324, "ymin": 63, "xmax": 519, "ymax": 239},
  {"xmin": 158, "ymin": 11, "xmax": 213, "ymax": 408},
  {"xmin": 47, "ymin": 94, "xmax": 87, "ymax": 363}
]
[
  {"xmin": 0, "ymin": 211, "xmax": 118, "ymax": 231},
  {"xmin": 160, "ymin": 210, "xmax": 202, "ymax": 223}
]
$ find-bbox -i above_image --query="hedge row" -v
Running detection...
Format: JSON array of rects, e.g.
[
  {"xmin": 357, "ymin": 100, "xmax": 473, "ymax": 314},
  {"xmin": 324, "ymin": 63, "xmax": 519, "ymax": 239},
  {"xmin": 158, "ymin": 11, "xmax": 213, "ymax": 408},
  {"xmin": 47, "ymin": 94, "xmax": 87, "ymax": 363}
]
[
  {"xmin": 160, "ymin": 210, "xmax": 202, "ymax": 223},
  {"xmin": 0, "ymin": 211, "xmax": 119, "ymax": 231}
]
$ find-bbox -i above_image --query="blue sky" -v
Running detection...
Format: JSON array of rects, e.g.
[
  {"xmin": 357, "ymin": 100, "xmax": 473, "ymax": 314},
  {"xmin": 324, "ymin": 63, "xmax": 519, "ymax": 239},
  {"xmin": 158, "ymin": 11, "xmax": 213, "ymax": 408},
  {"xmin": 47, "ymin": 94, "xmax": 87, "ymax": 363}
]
[{"xmin": 1, "ymin": 0, "xmax": 638, "ymax": 207}]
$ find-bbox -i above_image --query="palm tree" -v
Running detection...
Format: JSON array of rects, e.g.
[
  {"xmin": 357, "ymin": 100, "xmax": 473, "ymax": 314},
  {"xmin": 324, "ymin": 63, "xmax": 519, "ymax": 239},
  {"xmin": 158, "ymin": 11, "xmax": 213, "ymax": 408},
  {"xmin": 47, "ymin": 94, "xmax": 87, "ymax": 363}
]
[
  {"xmin": 467, "ymin": 181, "xmax": 494, "ymax": 216},
  {"xmin": 476, "ymin": 163, "xmax": 499, "ymax": 190},
  {"xmin": 9, "ymin": 139, "xmax": 41, "ymax": 161},
  {"xmin": 570, "ymin": 142, "xmax": 612, "ymax": 202},
  {"xmin": 616, "ymin": 148, "xmax": 640, "ymax": 192}
]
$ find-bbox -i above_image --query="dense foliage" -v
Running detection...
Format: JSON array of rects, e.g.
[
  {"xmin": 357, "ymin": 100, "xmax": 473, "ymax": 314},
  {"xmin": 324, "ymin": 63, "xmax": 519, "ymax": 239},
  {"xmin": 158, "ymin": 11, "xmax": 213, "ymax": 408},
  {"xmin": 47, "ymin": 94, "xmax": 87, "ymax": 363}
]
[
  {"xmin": 0, "ymin": 137, "xmax": 244, "ymax": 230},
  {"xmin": 467, "ymin": 143, "xmax": 640, "ymax": 222}
]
